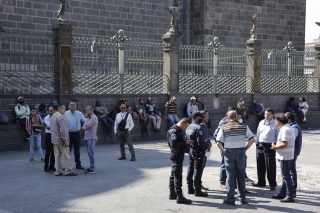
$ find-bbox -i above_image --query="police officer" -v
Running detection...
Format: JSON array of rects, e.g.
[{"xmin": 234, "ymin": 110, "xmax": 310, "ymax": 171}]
[
  {"xmin": 168, "ymin": 118, "xmax": 193, "ymax": 204},
  {"xmin": 186, "ymin": 112, "xmax": 210, "ymax": 197}
]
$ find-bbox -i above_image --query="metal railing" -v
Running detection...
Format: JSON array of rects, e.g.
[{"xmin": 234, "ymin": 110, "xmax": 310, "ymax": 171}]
[{"xmin": 0, "ymin": 31, "xmax": 55, "ymax": 94}]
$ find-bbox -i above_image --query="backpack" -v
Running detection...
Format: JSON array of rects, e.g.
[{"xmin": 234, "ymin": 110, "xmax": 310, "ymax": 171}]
[
  {"xmin": 118, "ymin": 113, "xmax": 129, "ymax": 131},
  {"xmin": 0, "ymin": 112, "xmax": 9, "ymax": 124}
]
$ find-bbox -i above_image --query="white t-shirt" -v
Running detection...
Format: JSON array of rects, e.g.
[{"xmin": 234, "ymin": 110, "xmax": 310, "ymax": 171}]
[{"xmin": 276, "ymin": 123, "xmax": 295, "ymax": 160}]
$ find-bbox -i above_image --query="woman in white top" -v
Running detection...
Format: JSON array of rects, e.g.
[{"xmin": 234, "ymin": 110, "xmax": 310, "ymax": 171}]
[
  {"xmin": 298, "ymin": 97, "xmax": 308, "ymax": 122},
  {"xmin": 271, "ymin": 113, "xmax": 295, "ymax": 202}
]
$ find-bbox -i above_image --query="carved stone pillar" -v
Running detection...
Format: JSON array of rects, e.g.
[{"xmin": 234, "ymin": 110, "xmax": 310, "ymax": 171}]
[
  {"xmin": 246, "ymin": 39, "xmax": 262, "ymax": 93},
  {"xmin": 162, "ymin": 32, "xmax": 181, "ymax": 94},
  {"xmin": 52, "ymin": 21, "xmax": 73, "ymax": 95}
]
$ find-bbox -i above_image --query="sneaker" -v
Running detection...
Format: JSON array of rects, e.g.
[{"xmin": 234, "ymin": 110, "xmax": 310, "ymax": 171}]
[
  {"xmin": 41, "ymin": 158, "xmax": 45, "ymax": 162},
  {"xmin": 76, "ymin": 165, "xmax": 84, "ymax": 170},
  {"xmin": 84, "ymin": 170, "xmax": 95, "ymax": 174},
  {"xmin": 84, "ymin": 168, "xmax": 90, "ymax": 171},
  {"xmin": 220, "ymin": 184, "xmax": 227, "ymax": 189},
  {"xmin": 65, "ymin": 172, "xmax": 78, "ymax": 176},
  {"xmin": 118, "ymin": 156, "xmax": 126, "ymax": 160},
  {"xmin": 29, "ymin": 158, "xmax": 34, "ymax": 162}
]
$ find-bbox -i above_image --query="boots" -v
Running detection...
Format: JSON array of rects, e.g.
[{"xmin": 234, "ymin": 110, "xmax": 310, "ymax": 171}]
[
  {"xmin": 176, "ymin": 193, "xmax": 192, "ymax": 204},
  {"xmin": 169, "ymin": 189, "xmax": 177, "ymax": 200},
  {"xmin": 194, "ymin": 191, "xmax": 208, "ymax": 197}
]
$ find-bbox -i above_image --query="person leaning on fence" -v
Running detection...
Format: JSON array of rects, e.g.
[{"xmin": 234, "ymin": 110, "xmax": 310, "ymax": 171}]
[
  {"xmin": 15, "ymin": 96, "xmax": 31, "ymax": 140},
  {"xmin": 35, "ymin": 103, "xmax": 48, "ymax": 121},
  {"xmin": 164, "ymin": 96, "xmax": 179, "ymax": 128},
  {"xmin": 187, "ymin": 96, "xmax": 199, "ymax": 118},
  {"xmin": 145, "ymin": 97, "xmax": 161, "ymax": 132},
  {"xmin": 95, "ymin": 99, "xmax": 114, "ymax": 138},
  {"xmin": 82, "ymin": 106, "xmax": 99, "ymax": 174},
  {"xmin": 43, "ymin": 106, "xmax": 56, "ymax": 174},
  {"xmin": 285, "ymin": 97, "xmax": 304, "ymax": 123},
  {"xmin": 26, "ymin": 107, "xmax": 44, "ymax": 162},
  {"xmin": 134, "ymin": 98, "xmax": 150, "ymax": 136},
  {"xmin": 298, "ymin": 97, "xmax": 308, "ymax": 122},
  {"xmin": 114, "ymin": 104, "xmax": 136, "ymax": 161}
]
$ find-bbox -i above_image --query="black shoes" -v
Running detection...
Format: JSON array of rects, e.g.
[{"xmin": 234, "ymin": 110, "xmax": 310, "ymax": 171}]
[
  {"xmin": 223, "ymin": 199, "xmax": 235, "ymax": 205},
  {"xmin": 76, "ymin": 165, "xmax": 84, "ymax": 170},
  {"xmin": 84, "ymin": 170, "xmax": 95, "ymax": 174},
  {"xmin": 118, "ymin": 157, "xmax": 126, "ymax": 160},
  {"xmin": 270, "ymin": 187, "xmax": 276, "ymax": 190},
  {"xmin": 272, "ymin": 194, "xmax": 286, "ymax": 199},
  {"xmin": 44, "ymin": 168, "xmax": 52, "ymax": 174},
  {"xmin": 251, "ymin": 183, "xmax": 266, "ymax": 187},
  {"xmin": 65, "ymin": 172, "xmax": 78, "ymax": 176},
  {"xmin": 169, "ymin": 190, "xmax": 177, "ymax": 200},
  {"xmin": 176, "ymin": 195, "xmax": 192, "ymax": 204},
  {"xmin": 241, "ymin": 200, "xmax": 249, "ymax": 205},
  {"xmin": 187, "ymin": 188, "xmax": 195, "ymax": 194},
  {"xmin": 194, "ymin": 191, "xmax": 208, "ymax": 197},
  {"xmin": 107, "ymin": 133, "xmax": 114, "ymax": 138},
  {"xmin": 49, "ymin": 167, "xmax": 56, "ymax": 171},
  {"xmin": 280, "ymin": 198, "xmax": 295, "ymax": 202},
  {"xmin": 130, "ymin": 157, "xmax": 136, "ymax": 161}
]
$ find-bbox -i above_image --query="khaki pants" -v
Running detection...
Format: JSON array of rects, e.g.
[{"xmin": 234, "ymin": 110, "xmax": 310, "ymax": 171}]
[
  {"xmin": 53, "ymin": 144, "xmax": 73, "ymax": 175},
  {"xmin": 148, "ymin": 114, "xmax": 161, "ymax": 129}
]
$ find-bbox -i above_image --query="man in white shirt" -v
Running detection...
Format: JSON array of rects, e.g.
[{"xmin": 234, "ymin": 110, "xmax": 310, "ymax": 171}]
[
  {"xmin": 114, "ymin": 104, "xmax": 136, "ymax": 161},
  {"xmin": 43, "ymin": 106, "xmax": 56, "ymax": 173},
  {"xmin": 271, "ymin": 114, "xmax": 295, "ymax": 202}
]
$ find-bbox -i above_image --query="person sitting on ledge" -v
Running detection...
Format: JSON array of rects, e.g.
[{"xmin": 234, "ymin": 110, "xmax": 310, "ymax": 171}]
[{"xmin": 145, "ymin": 97, "xmax": 161, "ymax": 132}]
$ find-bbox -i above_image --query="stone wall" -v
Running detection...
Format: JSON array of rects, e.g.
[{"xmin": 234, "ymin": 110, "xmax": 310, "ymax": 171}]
[
  {"xmin": 197, "ymin": 0, "xmax": 306, "ymax": 50},
  {"xmin": 0, "ymin": 0, "xmax": 306, "ymax": 49}
]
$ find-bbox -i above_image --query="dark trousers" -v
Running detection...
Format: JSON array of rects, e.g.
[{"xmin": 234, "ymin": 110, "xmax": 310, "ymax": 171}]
[
  {"xmin": 69, "ymin": 132, "xmax": 81, "ymax": 166},
  {"xmin": 118, "ymin": 129, "xmax": 135, "ymax": 158},
  {"xmin": 279, "ymin": 159, "xmax": 294, "ymax": 199},
  {"xmin": 169, "ymin": 154, "xmax": 184, "ymax": 194},
  {"xmin": 44, "ymin": 133, "xmax": 55, "ymax": 169},
  {"xmin": 295, "ymin": 110, "xmax": 304, "ymax": 123},
  {"xmin": 290, "ymin": 155, "xmax": 298, "ymax": 194},
  {"xmin": 18, "ymin": 118, "xmax": 29, "ymax": 138},
  {"xmin": 193, "ymin": 156, "xmax": 207, "ymax": 193},
  {"xmin": 256, "ymin": 143, "xmax": 277, "ymax": 187},
  {"xmin": 186, "ymin": 153, "xmax": 195, "ymax": 189},
  {"xmin": 139, "ymin": 117, "xmax": 149, "ymax": 134},
  {"xmin": 100, "ymin": 116, "xmax": 114, "ymax": 134}
]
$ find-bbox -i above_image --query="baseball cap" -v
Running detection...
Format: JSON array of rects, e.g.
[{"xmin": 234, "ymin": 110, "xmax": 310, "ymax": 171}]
[
  {"xmin": 190, "ymin": 96, "xmax": 196, "ymax": 101},
  {"xmin": 72, "ymin": 98, "xmax": 79, "ymax": 102},
  {"xmin": 96, "ymin": 99, "xmax": 101, "ymax": 104},
  {"xmin": 171, "ymin": 96, "xmax": 176, "ymax": 100},
  {"xmin": 120, "ymin": 98, "xmax": 126, "ymax": 102},
  {"xmin": 18, "ymin": 96, "xmax": 24, "ymax": 101},
  {"xmin": 193, "ymin": 112, "xmax": 205, "ymax": 118},
  {"xmin": 148, "ymin": 97, "xmax": 153, "ymax": 101},
  {"xmin": 51, "ymin": 100, "xmax": 58, "ymax": 105},
  {"xmin": 240, "ymin": 98, "xmax": 243, "ymax": 101}
]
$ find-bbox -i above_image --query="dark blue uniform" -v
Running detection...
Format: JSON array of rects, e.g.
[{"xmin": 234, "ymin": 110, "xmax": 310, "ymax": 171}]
[
  {"xmin": 167, "ymin": 124, "xmax": 189, "ymax": 195},
  {"xmin": 186, "ymin": 122, "xmax": 211, "ymax": 193}
]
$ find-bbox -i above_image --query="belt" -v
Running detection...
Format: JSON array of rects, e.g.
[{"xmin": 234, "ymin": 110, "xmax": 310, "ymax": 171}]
[
  {"xmin": 69, "ymin": 131, "xmax": 80, "ymax": 134},
  {"xmin": 45, "ymin": 133, "xmax": 51, "ymax": 135},
  {"xmin": 260, "ymin": 142, "xmax": 273, "ymax": 144},
  {"xmin": 168, "ymin": 112, "xmax": 176, "ymax": 114}
]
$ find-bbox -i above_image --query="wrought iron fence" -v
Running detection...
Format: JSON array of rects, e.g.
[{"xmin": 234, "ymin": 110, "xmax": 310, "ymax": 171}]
[
  {"xmin": 0, "ymin": 31, "xmax": 55, "ymax": 94},
  {"xmin": 261, "ymin": 47, "xmax": 319, "ymax": 93},
  {"xmin": 218, "ymin": 47, "xmax": 247, "ymax": 76},
  {"xmin": 179, "ymin": 74, "xmax": 253, "ymax": 93}
]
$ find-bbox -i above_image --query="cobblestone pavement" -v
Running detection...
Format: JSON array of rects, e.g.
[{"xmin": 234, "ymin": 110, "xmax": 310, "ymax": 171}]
[{"xmin": 0, "ymin": 130, "xmax": 319, "ymax": 213}]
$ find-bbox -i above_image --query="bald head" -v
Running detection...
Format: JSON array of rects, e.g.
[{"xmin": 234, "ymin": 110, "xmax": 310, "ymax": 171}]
[{"xmin": 226, "ymin": 110, "xmax": 237, "ymax": 120}]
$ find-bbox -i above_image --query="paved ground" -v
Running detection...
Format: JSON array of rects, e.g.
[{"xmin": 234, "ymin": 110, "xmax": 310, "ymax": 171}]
[{"xmin": 0, "ymin": 129, "xmax": 320, "ymax": 213}]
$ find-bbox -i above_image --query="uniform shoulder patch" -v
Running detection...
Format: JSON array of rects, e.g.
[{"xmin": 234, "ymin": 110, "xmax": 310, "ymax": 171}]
[{"xmin": 171, "ymin": 134, "xmax": 177, "ymax": 140}]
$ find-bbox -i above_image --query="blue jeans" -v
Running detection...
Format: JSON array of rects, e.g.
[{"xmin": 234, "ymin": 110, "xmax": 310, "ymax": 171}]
[
  {"xmin": 167, "ymin": 114, "xmax": 179, "ymax": 128},
  {"xmin": 279, "ymin": 159, "xmax": 293, "ymax": 199},
  {"xmin": 290, "ymin": 156, "xmax": 298, "ymax": 194},
  {"xmin": 224, "ymin": 148, "xmax": 246, "ymax": 202},
  {"xmin": 100, "ymin": 116, "xmax": 114, "ymax": 134},
  {"xmin": 220, "ymin": 151, "xmax": 227, "ymax": 184},
  {"xmin": 85, "ymin": 139, "xmax": 97, "ymax": 170},
  {"xmin": 29, "ymin": 134, "xmax": 44, "ymax": 158}
]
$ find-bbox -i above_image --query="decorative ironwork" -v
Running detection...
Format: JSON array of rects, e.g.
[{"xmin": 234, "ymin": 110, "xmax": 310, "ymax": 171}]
[
  {"xmin": 0, "ymin": 31, "xmax": 54, "ymax": 94},
  {"xmin": 179, "ymin": 74, "xmax": 253, "ymax": 93}
]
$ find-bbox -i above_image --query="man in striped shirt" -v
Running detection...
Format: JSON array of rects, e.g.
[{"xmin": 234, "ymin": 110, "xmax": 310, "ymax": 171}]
[
  {"xmin": 216, "ymin": 110, "xmax": 255, "ymax": 205},
  {"xmin": 164, "ymin": 96, "xmax": 179, "ymax": 128}
]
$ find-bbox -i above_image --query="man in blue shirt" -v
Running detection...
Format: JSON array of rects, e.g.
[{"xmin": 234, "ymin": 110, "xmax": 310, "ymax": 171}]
[
  {"xmin": 145, "ymin": 97, "xmax": 161, "ymax": 131},
  {"xmin": 64, "ymin": 101, "xmax": 85, "ymax": 169}
]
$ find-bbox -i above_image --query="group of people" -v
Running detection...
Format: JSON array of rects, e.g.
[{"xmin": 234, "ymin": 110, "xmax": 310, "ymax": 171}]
[{"xmin": 167, "ymin": 104, "xmax": 303, "ymax": 205}]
